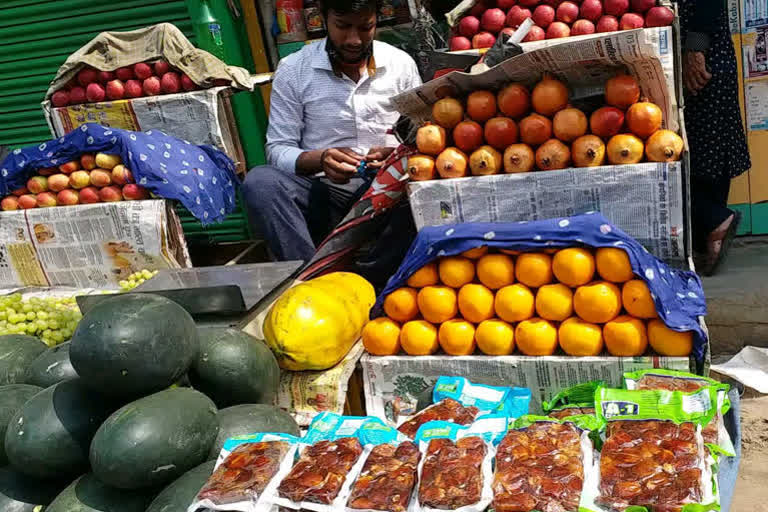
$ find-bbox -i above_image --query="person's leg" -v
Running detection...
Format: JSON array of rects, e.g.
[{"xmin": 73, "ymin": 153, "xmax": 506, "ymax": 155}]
[
  {"xmin": 691, "ymin": 176, "xmax": 733, "ymax": 253},
  {"xmin": 241, "ymin": 166, "xmax": 317, "ymax": 262},
  {"xmin": 308, "ymin": 177, "xmax": 367, "ymax": 238}
]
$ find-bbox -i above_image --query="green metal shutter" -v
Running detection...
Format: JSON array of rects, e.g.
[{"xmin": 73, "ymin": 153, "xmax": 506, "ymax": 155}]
[{"xmin": 0, "ymin": 0, "xmax": 195, "ymax": 150}]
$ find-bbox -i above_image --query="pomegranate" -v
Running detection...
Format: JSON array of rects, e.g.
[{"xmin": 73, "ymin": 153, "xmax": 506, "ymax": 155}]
[
  {"xmin": 450, "ymin": 36, "xmax": 472, "ymax": 51},
  {"xmin": 436, "ymin": 147, "xmax": 470, "ymax": 178},
  {"xmin": 470, "ymin": 1, "xmax": 489, "ymax": 17},
  {"xmin": 459, "ymin": 16, "xmax": 481, "ymax": 37},
  {"xmin": 501, "ymin": 27, "xmax": 517, "ymax": 37},
  {"xmin": 626, "ymin": 101, "xmax": 662, "ymax": 138},
  {"xmin": 432, "ymin": 97, "xmax": 465, "ymax": 128},
  {"xmin": 590, "ymin": 106, "xmax": 625, "ymax": 138},
  {"xmin": 546, "ymin": 21, "xmax": 571, "ymax": 38},
  {"xmin": 523, "ymin": 25, "xmax": 547, "ymax": 41},
  {"xmin": 467, "ymin": 90, "xmax": 498, "ymax": 122},
  {"xmin": 580, "ymin": 0, "xmax": 603, "ymax": 21},
  {"xmin": 407, "ymin": 155, "xmax": 437, "ymax": 180},
  {"xmin": 518, "ymin": 0, "xmax": 540, "ymax": 6},
  {"xmin": 533, "ymin": 5, "xmax": 555, "ymax": 28},
  {"xmin": 453, "ymin": 120, "xmax": 485, "ymax": 153},
  {"xmin": 470, "ymin": 145, "xmax": 503, "ymax": 175},
  {"xmin": 503, "ymin": 144, "xmax": 536, "ymax": 173},
  {"xmin": 572, "ymin": 135, "xmax": 606, "ymax": 167},
  {"xmin": 485, "ymin": 117, "xmax": 519, "ymax": 149},
  {"xmin": 604, "ymin": 0, "xmax": 629, "ymax": 17},
  {"xmin": 606, "ymin": 134, "xmax": 644, "ymax": 164},
  {"xmin": 482, "ymin": 8, "xmax": 507, "ymax": 32},
  {"xmin": 473, "ymin": 32, "xmax": 497, "ymax": 48},
  {"xmin": 536, "ymin": 139, "xmax": 571, "ymax": 170},
  {"xmin": 572, "ymin": 20, "xmax": 596, "ymax": 35},
  {"xmin": 645, "ymin": 130, "xmax": 684, "ymax": 162},
  {"xmin": 556, "ymin": 2, "xmax": 579, "ymax": 23},
  {"xmin": 531, "ymin": 74, "xmax": 569, "ymax": 116},
  {"xmin": 506, "ymin": 6, "xmax": 532, "ymax": 28},
  {"xmin": 498, "ymin": 0, "xmax": 517, "ymax": 9},
  {"xmin": 605, "ymin": 74, "xmax": 640, "ymax": 109},
  {"xmin": 520, "ymin": 113, "xmax": 553, "ymax": 145},
  {"xmin": 553, "ymin": 107, "xmax": 588, "ymax": 142},
  {"xmin": 645, "ymin": 6, "xmax": 674, "ymax": 27},
  {"xmin": 630, "ymin": 0, "xmax": 655, "ymax": 13},
  {"xmin": 416, "ymin": 123, "xmax": 447, "ymax": 155},
  {"xmin": 597, "ymin": 15, "xmax": 619, "ymax": 32},
  {"xmin": 542, "ymin": 0, "xmax": 564, "ymax": 5},
  {"xmin": 620, "ymin": 12, "xmax": 644, "ymax": 29},
  {"xmin": 498, "ymin": 83, "xmax": 531, "ymax": 119}
]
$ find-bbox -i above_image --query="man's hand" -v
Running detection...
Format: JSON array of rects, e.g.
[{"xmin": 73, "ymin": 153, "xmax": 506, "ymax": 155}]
[
  {"xmin": 321, "ymin": 147, "xmax": 364, "ymax": 183},
  {"xmin": 364, "ymin": 147, "xmax": 396, "ymax": 169},
  {"xmin": 683, "ymin": 51, "xmax": 712, "ymax": 95}
]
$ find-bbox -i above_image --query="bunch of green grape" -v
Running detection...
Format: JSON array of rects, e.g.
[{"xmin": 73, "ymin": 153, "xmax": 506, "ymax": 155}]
[
  {"xmin": 119, "ymin": 269, "xmax": 159, "ymax": 291},
  {"xmin": 0, "ymin": 293, "xmax": 83, "ymax": 346}
]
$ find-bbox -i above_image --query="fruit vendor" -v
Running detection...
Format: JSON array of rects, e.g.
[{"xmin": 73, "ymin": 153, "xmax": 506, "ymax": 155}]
[{"xmin": 243, "ymin": 0, "xmax": 422, "ymax": 262}]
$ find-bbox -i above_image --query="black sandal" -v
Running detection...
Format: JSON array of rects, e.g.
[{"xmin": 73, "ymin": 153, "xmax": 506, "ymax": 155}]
[{"xmin": 702, "ymin": 211, "xmax": 741, "ymax": 276}]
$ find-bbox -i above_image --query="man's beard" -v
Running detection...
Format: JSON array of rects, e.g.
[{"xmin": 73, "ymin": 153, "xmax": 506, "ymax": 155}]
[{"xmin": 325, "ymin": 37, "xmax": 373, "ymax": 65}]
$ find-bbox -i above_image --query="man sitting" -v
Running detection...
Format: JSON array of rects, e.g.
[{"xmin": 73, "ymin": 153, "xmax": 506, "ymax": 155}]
[{"xmin": 243, "ymin": 0, "xmax": 422, "ymax": 262}]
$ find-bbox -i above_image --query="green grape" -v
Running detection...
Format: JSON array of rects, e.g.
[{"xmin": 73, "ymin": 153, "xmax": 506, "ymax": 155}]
[{"xmin": 25, "ymin": 311, "xmax": 36, "ymax": 321}]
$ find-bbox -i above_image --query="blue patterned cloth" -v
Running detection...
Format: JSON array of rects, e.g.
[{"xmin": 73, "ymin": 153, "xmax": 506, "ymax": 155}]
[
  {"xmin": 0, "ymin": 123, "xmax": 239, "ymax": 224},
  {"xmin": 373, "ymin": 213, "xmax": 709, "ymax": 361}
]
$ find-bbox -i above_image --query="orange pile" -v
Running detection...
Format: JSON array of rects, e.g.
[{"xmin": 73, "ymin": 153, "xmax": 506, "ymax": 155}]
[
  {"xmin": 407, "ymin": 73, "xmax": 684, "ymax": 182},
  {"xmin": 362, "ymin": 246, "xmax": 693, "ymax": 358}
]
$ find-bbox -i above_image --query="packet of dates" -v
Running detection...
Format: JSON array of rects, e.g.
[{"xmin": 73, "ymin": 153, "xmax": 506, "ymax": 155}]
[
  {"xmin": 492, "ymin": 414, "xmax": 603, "ymax": 512},
  {"xmin": 542, "ymin": 380, "xmax": 604, "ymax": 420},
  {"xmin": 624, "ymin": 369, "xmax": 735, "ymax": 456},
  {"xmin": 396, "ymin": 376, "xmax": 531, "ymax": 439},
  {"xmin": 272, "ymin": 412, "xmax": 375, "ymax": 512},
  {"xmin": 412, "ymin": 415, "xmax": 508, "ymax": 512},
  {"xmin": 579, "ymin": 386, "xmax": 720, "ymax": 512},
  {"xmin": 188, "ymin": 432, "xmax": 301, "ymax": 512}
]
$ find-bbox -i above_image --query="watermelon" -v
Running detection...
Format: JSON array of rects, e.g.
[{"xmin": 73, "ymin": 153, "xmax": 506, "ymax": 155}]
[
  {"xmin": 145, "ymin": 460, "xmax": 215, "ymax": 512},
  {"xmin": 0, "ymin": 466, "xmax": 68, "ymax": 512},
  {"xmin": 90, "ymin": 387, "xmax": 218, "ymax": 489},
  {"xmin": 4, "ymin": 379, "xmax": 114, "ymax": 479},
  {"xmin": 24, "ymin": 342, "xmax": 78, "ymax": 388},
  {"xmin": 0, "ymin": 385, "xmax": 42, "ymax": 465},
  {"xmin": 208, "ymin": 404, "xmax": 300, "ymax": 459},
  {"xmin": 189, "ymin": 327, "xmax": 280, "ymax": 408},
  {"xmin": 0, "ymin": 335, "xmax": 47, "ymax": 385},
  {"xmin": 70, "ymin": 293, "xmax": 199, "ymax": 398},
  {"xmin": 46, "ymin": 473, "xmax": 156, "ymax": 512}
]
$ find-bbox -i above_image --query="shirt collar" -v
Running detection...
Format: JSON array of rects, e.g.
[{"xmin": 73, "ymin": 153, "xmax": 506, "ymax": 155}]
[{"xmin": 310, "ymin": 38, "xmax": 382, "ymax": 78}]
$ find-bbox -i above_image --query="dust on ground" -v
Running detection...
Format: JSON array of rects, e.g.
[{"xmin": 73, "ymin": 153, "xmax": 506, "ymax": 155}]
[{"xmin": 731, "ymin": 395, "xmax": 768, "ymax": 512}]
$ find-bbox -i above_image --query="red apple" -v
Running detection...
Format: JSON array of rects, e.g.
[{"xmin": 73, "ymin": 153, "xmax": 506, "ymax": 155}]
[
  {"xmin": 79, "ymin": 186, "xmax": 101, "ymax": 204},
  {"xmin": 69, "ymin": 170, "xmax": 91, "ymax": 189},
  {"xmin": 27, "ymin": 176, "xmax": 48, "ymax": 194},
  {"xmin": 556, "ymin": 1, "xmax": 579, "ymax": 23},
  {"xmin": 48, "ymin": 174, "xmax": 71, "ymax": 193},
  {"xmin": 115, "ymin": 67, "xmax": 134, "ymax": 81},
  {"xmin": 604, "ymin": 0, "xmax": 629, "ymax": 17},
  {"xmin": 134, "ymin": 62, "xmax": 153, "ymax": 80},
  {"xmin": 518, "ymin": 0, "xmax": 540, "ymax": 6},
  {"xmin": 597, "ymin": 15, "xmax": 620, "ymax": 32},
  {"xmin": 18, "ymin": 195, "xmax": 38, "ymax": 209},
  {"xmin": 1, "ymin": 196, "xmax": 19, "ymax": 211},
  {"xmin": 506, "ymin": 6, "xmax": 532, "ymax": 27},
  {"xmin": 36, "ymin": 192, "xmax": 57, "ymax": 208},
  {"xmin": 106, "ymin": 80, "xmax": 125, "ymax": 100},
  {"xmin": 572, "ymin": 19, "xmax": 596, "ymax": 34},
  {"xmin": 472, "ymin": 31, "xmax": 497, "ymax": 48},
  {"xmin": 501, "ymin": 27, "xmax": 517, "ymax": 36},
  {"xmin": 620, "ymin": 12, "xmax": 645, "ymax": 29},
  {"xmin": 80, "ymin": 154, "xmax": 96, "ymax": 170},
  {"xmin": 481, "ymin": 8, "xmax": 507, "ymax": 33},
  {"xmin": 180, "ymin": 74, "xmax": 197, "ymax": 91},
  {"xmin": 125, "ymin": 80, "xmax": 144, "ymax": 99},
  {"xmin": 523, "ymin": 25, "xmax": 546, "ymax": 41},
  {"xmin": 89, "ymin": 169, "xmax": 112, "ymax": 188},
  {"xmin": 57, "ymin": 189, "xmax": 80, "ymax": 206},
  {"xmin": 143, "ymin": 77, "xmax": 161, "ymax": 96},
  {"xmin": 458, "ymin": 15, "xmax": 481, "ymax": 38},
  {"xmin": 52, "ymin": 90, "xmax": 70, "ymax": 107},
  {"xmin": 98, "ymin": 71, "xmax": 115, "ymax": 84},
  {"xmin": 645, "ymin": 6, "xmax": 674, "ymax": 27},
  {"xmin": 154, "ymin": 60, "xmax": 170, "ymax": 76},
  {"xmin": 160, "ymin": 72, "xmax": 181, "ymax": 94},
  {"xmin": 470, "ymin": 2, "xmax": 487, "ymax": 17},
  {"xmin": 497, "ymin": 0, "xmax": 517, "ymax": 8},
  {"xmin": 59, "ymin": 160, "xmax": 80, "ymax": 174},
  {"xmin": 450, "ymin": 36, "xmax": 473, "ymax": 51},
  {"xmin": 546, "ymin": 21, "xmax": 571, "ymax": 38},
  {"xmin": 580, "ymin": 0, "xmax": 603, "ymax": 21},
  {"xmin": 69, "ymin": 87, "xmax": 87, "ymax": 105},
  {"xmin": 630, "ymin": 0, "xmax": 655, "ymax": 13},
  {"xmin": 111, "ymin": 165, "xmax": 134, "ymax": 185},
  {"xmin": 533, "ymin": 5, "xmax": 555, "ymax": 28},
  {"xmin": 86, "ymin": 83, "xmax": 106, "ymax": 103},
  {"xmin": 99, "ymin": 186, "xmax": 123, "ymax": 202},
  {"xmin": 122, "ymin": 184, "xmax": 150, "ymax": 200},
  {"xmin": 77, "ymin": 67, "xmax": 99, "ymax": 87}
]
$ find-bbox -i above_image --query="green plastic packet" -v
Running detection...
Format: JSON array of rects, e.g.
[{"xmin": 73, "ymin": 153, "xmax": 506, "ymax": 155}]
[{"xmin": 542, "ymin": 381, "xmax": 603, "ymax": 420}]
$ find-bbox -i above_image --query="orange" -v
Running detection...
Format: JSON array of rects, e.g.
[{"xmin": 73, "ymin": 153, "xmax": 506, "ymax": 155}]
[
  {"xmin": 476, "ymin": 253, "xmax": 515, "ymax": 289},
  {"xmin": 438, "ymin": 319, "xmax": 477, "ymax": 355},
  {"xmin": 515, "ymin": 318, "xmax": 558, "ymax": 356},
  {"xmin": 407, "ymin": 263, "xmax": 439, "ymax": 288},
  {"xmin": 438, "ymin": 256, "xmax": 475, "ymax": 288},
  {"xmin": 558, "ymin": 317, "xmax": 603, "ymax": 356},
  {"xmin": 622, "ymin": 279, "xmax": 658, "ymax": 319},
  {"xmin": 573, "ymin": 281, "xmax": 622, "ymax": 323},
  {"xmin": 475, "ymin": 319, "xmax": 515, "ymax": 355},
  {"xmin": 552, "ymin": 247, "xmax": 595, "ymax": 287},
  {"xmin": 417, "ymin": 286, "xmax": 458, "ymax": 323},
  {"xmin": 383, "ymin": 287, "xmax": 419, "ymax": 322},
  {"xmin": 595, "ymin": 247, "xmax": 634, "ymax": 283},
  {"xmin": 458, "ymin": 283, "xmax": 495, "ymax": 323},
  {"xmin": 647, "ymin": 319, "xmax": 693, "ymax": 356},
  {"xmin": 603, "ymin": 315, "xmax": 648, "ymax": 356},
  {"xmin": 462, "ymin": 246, "xmax": 488, "ymax": 259},
  {"xmin": 362, "ymin": 317, "xmax": 401, "ymax": 356},
  {"xmin": 494, "ymin": 284, "xmax": 535, "ymax": 322},
  {"xmin": 535, "ymin": 283, "xmax": 574, "ymax": 321},
  {"xmin": 500, "ymin": 249, "xmax": 522, "ymax": 256},
  {"xmin": 515, "ymin": 252, "xmax": 553, "ymax": 288},
  {"xmin": 400, "ymin": 320, "xmax": 439, "ymax": 355}
]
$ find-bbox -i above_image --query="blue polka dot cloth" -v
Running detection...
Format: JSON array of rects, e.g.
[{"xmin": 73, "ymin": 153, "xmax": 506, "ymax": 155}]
[
  {"xmin": 0, "ymin": 123, "xmax": 239, "ymax": 224},
  {"xmin": 373, "ymin": 213, "xmax": 708, "ymax": 361}
]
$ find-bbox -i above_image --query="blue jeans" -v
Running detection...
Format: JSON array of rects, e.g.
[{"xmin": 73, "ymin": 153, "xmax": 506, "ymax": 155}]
[{"xmin": 719, "ymin": 389, "xmax": 741, "ymax": 512}]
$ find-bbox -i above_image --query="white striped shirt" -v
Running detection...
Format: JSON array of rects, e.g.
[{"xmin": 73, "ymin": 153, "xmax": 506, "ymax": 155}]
[{"xmin": 265, "ymin": 39, "xmax": 422, "ymax": 173}]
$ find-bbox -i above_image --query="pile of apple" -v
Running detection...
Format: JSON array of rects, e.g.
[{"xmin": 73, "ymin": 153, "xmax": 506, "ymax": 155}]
[
  {"xmin": 50, "ymin": 61, "xmax": 226, "ymax": 107},
  {"xmin": 1, "ymin": 153, "xmax": 150, "ymax": 211},
  {"xmin": 450, "ymin": 0, "xmax": 674, "ymax": 50}
]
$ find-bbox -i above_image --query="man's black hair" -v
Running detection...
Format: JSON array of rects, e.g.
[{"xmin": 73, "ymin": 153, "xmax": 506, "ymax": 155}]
[{"xmin": 320, "ymin": 0, "xmax": 380, "ymax": 17}]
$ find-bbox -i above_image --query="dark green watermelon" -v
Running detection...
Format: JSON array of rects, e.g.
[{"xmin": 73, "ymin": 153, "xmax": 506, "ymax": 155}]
[
  {"xmin": 145, "ymin": 460, "xmax": 215, "ymax": 512},
  {"xmin": 189, "ymin": 327, "xmax": 280, "ymax": 408},
  {"xmin": 0, "ymin": 385, "xmax": 42, "ymax": 465},
  {"xmin": 208, "ymin": 404, "xmax": 300, "ymax": 459},
  {"xmin": 0, "ymin": 466, "xmax": 68, "ymax": 512},
  {"xmin": 0, "ymin": 335, "xmax": 47, "ymax": 385},
  {"xmin": 45, "ymin": 473, "xmax": 156, "ymax": 512},
  {"xmin": 89, "ymin": 388, "xmax": 218, "ymax": 490},
  {"xmin": 24, "ymin": 342, "xmax": 78, "ymax": 388},
  {"xmin": 69, "ymin": 294, "xmax": 199, "ymax": 398},
  {"xmin": 4, "ymin": 379, "xmax": 114, "ymax": 479}
]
